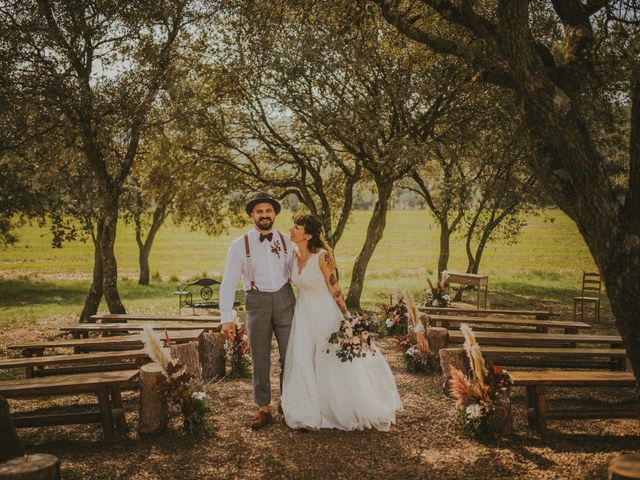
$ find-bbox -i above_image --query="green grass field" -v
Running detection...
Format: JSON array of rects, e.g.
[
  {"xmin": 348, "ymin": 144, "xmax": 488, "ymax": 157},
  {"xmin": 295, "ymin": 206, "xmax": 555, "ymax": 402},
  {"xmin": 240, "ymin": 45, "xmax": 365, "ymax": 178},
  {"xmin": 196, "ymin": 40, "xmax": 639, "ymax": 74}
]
[{"xmin": 0, "ymin": 208, "xmax": 608, "ymax": 330}]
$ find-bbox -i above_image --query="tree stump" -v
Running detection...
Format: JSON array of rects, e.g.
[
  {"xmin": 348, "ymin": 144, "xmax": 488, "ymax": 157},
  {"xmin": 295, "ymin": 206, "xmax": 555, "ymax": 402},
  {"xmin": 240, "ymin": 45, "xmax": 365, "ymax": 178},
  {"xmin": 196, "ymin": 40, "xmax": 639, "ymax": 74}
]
[
  {"xmin": 609, "ymin": 453, "xmax": 640, "ymax": 479},
  {"xmin": 170, "ymin": 341, "xmax": 201, "ymax": 378},
  {"xmin": 426, "ymin": 327, "xmax": 448, "ymax": 359},
  {"xmin": 138, "ymin": 363, "xmax": 168, "ymax": 435},
  {"xmin": 0, "ymin": 454, "xmax": 60, "ymax": 480},
  {"xmin": 0, "ymin": 396, "xmax": 24, "ymax": 463},
  {"xmin": 439, "ymin": 347, "xmax": 470, "ymax": 395},
  {"xmin": 494, "ymin": 387, "xmax": 513, "ymax": 437},
  {"xmin": 200, "ymin": 332, "xmax": 226, "ymax": 380}
]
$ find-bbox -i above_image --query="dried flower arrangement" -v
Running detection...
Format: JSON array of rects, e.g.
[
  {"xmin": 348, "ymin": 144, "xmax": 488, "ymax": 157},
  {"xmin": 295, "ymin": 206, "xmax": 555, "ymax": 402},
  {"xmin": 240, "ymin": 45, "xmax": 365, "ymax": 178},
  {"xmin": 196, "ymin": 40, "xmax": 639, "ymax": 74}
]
[
  {"xmin": 376, "ymin": 294, "xmax": 409, "ymax": 337},
  {"xmin": 396, "ymin": 290, "xmax": 438, "ymax": 374},
  {"xmin": 449, "ymin": 324, "xmax": 512, "ymax": 442},
  {"xmin": 225, "ymin": 311, "xmax": 252, "ymax": 379},
  {"xmin": 425, "ymin": 272, "xmax": 451, "ymax": 307},
  {"xmin": 141, "ymin": 327, "xmax": 212, "ymax": 435}
]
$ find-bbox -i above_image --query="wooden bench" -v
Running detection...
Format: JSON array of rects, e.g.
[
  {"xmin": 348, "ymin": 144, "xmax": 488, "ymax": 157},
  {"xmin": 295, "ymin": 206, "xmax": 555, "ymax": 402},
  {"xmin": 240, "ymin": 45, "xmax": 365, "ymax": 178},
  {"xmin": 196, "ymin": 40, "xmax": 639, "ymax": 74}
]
[
  {"xmin": 0, "ymin": 350, "xmax": 148, "ymax": 378},
  {"xmin": 7, "ymin": 329, "xmax": 204, "ymax": 357},
  {"xmin": 61, "ymin": 322, "xmax": 220, "ymax": 338},
  {"xmin": 0, "ymin": 370, "xmax": 139, "ymax": 442},
  {"xmin": 447, "ymin": 330, "xmax": 622, "ymax": 348},
  {"xmin": 428, "ymin": 314, "xmax": 590, "ymax": 334},
  {"xmin": 509, "ymin": 370, "xmax": 638, "ymax": 435},
  {"xmin": 420, "ymin": 306, "xmax": 560, "ymax": 319},
  {"xmin": 89, "ymin": 314, "xmax": 221, "ymax": 324},
  {"xmin": 481, "ymin": 346, "xmax": 627, "ymax": 371}
]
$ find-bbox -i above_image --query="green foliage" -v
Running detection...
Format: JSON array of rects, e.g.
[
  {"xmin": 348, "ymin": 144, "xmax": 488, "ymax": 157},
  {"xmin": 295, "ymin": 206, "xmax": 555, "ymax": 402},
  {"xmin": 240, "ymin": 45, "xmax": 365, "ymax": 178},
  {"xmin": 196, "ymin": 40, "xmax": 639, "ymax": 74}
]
[{"xmin": 458, "ymin": 407, "xmax": 502, "ymax": 444}]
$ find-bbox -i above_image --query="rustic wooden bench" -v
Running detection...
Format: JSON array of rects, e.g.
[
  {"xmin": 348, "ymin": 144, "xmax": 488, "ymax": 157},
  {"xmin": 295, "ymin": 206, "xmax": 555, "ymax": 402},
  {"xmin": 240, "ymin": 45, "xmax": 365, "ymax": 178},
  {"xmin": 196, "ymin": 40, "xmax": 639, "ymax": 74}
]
[
  {"xmin": 61, "ymin": 322, "xmax": 220, "ymax": 338},
  {"xmin": 509, "ymin": 370, "xmax": 638, "ymax": 435},
  {"xmin": 89, "ymin": 314, "xmax": 221, "ymax": 324},
  {"xmin": 420, "ymin": 306, "xmax": 560, "ymax": 319},
  {"xmin": 481, "ymin": 346, "xmax": 627, "ymax": 370},
  {"xmin": 7, "ymin": 329, "xmax": 204, "ymax": 357},
  {"xmin": 0, "ymin": 370, "xmax": 139, "ymax": 442},
  {"xmin": 447, "ymin": 330, "xmax": 622, "ymax": 348},
  {"xmin": 428, "ymin": 315, "xmax": 590, "ymax": 334},
  {"xmin": 0, "ymin": 350, "xmax": 148, "ymax": 378}
]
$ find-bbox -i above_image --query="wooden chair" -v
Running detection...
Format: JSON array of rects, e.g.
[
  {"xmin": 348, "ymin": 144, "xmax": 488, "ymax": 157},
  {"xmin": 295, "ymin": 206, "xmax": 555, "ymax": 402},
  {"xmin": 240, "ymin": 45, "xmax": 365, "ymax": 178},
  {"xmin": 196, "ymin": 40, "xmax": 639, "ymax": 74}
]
[{"xmin": 573, "ymin": 271, "xmax": 602, "ymax": 322}]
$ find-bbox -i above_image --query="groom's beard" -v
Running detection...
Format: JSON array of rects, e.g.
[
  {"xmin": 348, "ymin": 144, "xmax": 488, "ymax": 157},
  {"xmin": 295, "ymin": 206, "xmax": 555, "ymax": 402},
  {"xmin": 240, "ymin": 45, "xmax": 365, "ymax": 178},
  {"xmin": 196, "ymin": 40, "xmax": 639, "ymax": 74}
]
[{"xmin": 255, "ymin": 217, "xmax": 274, "ymax": 231}]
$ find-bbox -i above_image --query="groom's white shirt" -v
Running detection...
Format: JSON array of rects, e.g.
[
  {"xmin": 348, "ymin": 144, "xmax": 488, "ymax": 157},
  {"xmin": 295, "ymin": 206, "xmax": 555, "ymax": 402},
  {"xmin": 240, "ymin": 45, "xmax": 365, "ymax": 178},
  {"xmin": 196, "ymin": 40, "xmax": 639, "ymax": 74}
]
[{"xmin": 219, "ymin": 227, "xmax": 294, "ymax": 324}]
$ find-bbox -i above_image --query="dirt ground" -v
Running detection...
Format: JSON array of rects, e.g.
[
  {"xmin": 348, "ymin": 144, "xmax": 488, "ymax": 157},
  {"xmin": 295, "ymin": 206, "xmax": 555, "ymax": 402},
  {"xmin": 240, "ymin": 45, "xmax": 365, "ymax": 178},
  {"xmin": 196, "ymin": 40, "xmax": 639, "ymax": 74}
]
[{"xmin": 2, "ymin": 317, "xmax": 639, "ymax": 480}]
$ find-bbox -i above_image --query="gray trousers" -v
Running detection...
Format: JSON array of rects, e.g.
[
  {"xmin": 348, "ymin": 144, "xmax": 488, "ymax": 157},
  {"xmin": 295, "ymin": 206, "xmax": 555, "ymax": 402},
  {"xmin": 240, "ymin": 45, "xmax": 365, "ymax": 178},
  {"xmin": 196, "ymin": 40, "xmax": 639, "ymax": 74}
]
[{"xmin": 245, "ymin": 283, "xmax": 295, "ymax": 406}]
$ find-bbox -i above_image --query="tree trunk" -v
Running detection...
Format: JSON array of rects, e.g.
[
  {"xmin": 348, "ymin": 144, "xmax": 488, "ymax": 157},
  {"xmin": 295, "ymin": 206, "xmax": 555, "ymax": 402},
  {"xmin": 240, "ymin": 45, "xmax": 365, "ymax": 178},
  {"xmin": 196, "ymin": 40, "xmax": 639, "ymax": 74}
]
[
  {"xmin": 0, "ymin": 396, "xmax": 24, "ymax": 463},
  {"xmin": 101, "ymin": 194, "xmax": 126, "ymax": 314},
  {"xmin": 80, "ymin": 220, "xmax": 104, "ymax": 322},
  {"xmin": 170, "ymin": 342, "xmax": 201, "ymax": 378},
  {"xmin": 139, "ymin": 363, "xmax": 168, "ymax": 435},
  {"xmin": 346, "ymin": 182, "xmax": 393, "ymax": 310},
  {"xmin": 136, "ymin": 204, "xmax": 167, "ymax": 286},
  {"xmin": 439, "ymin": 347, "xmax": 470, "ymax": 395},
  {"xmin": 426, "ymin": 326, "xmax": 448, "ymax": 358},
  {"xmin": 437, "ymin": 219, "xmax": 451, "ymax": 277},
  {"xmin": 0, "ymin": 454, "xmax": 60, "ymax": 480},
  {"xmin": 200, "ymin": 332, "xmax": 226, "ymax": 379}
]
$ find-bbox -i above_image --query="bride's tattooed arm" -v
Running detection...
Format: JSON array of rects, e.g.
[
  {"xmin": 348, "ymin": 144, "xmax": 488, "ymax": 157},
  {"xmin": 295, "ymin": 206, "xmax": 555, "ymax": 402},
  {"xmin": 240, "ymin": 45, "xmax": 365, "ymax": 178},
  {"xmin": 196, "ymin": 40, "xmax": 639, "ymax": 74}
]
[{"xmin": 319, "ymin": 250, "xmax": 349, "ymax": 315}]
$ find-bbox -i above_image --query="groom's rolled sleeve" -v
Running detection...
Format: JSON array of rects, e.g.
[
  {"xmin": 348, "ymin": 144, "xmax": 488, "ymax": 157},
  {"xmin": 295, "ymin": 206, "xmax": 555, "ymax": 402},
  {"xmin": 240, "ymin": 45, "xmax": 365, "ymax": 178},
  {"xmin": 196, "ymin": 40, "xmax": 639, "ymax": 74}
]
[{"xmin": 219, "ymin": 241, "xmax": 243, "ymax": 324}]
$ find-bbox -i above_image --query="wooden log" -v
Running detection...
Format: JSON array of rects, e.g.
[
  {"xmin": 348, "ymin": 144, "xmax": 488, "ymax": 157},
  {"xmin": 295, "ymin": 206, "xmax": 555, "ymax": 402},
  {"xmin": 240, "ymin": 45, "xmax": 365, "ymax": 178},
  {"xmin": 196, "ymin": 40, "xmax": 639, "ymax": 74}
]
[
  {"xmin": 200, "ymin": 332, "xmax": 226, "ymax": 380},
  {"xmin": 0, "ymin": 396, "xmax": 24, "ymax": 463},
  {"xmin": 439, "ymin": 347, "xmax": 470, "ymax": 395},
  {"xmin": 0, "ymin": 454, "xmax": 60, "ymax": 480},
  {"xmin": 426, "ymin": 327, "xmax": 448, "ymax": 358},
  {"xmin": 170, "ymin": 341, "xmax": 201, "ymax": 378},
  {"xmin": 494, "ymin": 387, "xmax": 512, "ymax": 437},
  {"xmin": 138, "ymin": 363, "xmax": 168, "ymax": 435},
  {"xmin": 609, "ymin": 453, "xmax": 640, "ymax": 479}
]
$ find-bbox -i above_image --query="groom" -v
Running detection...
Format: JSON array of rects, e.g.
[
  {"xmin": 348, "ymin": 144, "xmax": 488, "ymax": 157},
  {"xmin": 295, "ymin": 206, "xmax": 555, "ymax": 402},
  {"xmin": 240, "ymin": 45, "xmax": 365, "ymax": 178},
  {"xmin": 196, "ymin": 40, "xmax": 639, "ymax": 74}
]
[{"xmin": 219, "ymin": 192, "xmax": 295, "ymax": 429}]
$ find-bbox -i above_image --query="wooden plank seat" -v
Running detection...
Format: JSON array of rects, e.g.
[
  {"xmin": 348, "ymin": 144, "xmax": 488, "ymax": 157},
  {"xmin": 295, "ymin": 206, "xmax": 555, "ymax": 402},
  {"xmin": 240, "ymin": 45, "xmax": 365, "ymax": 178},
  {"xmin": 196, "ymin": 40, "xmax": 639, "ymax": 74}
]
[
  {"xmin": 509, "ymin": 370, "xmax": 638, "ymax": 435},
  {"xmin": 481, "ymin": 346, "xmax": 627, "ymax": 371},
  {"xmin": 61, "ymin": 322, "xmax": 220, "ymax": 338},
  {"xmin": 0, "ymin": 350, "xmax": 148, "ymax": 378},
  {"xmin": 428, "ymin": 315, "xmax": 591, "ymax": 333},
  {"xmin": 89, "ymin": 314, "xmax": 221, "ymax": 324},
  {"xmin": 420, "ymin": 306, "xmax": 560, "ymax": 319},
  {"xmin": 7, "ymin": 329, "xmax": 204, "ymax": 356},
  {"xmin": 0, "ymin": 370, "xmax": 139, "ymax": 442},
  {"xmin": 447, "ymin": 330, "xmax": 622, "ymax": 348}
]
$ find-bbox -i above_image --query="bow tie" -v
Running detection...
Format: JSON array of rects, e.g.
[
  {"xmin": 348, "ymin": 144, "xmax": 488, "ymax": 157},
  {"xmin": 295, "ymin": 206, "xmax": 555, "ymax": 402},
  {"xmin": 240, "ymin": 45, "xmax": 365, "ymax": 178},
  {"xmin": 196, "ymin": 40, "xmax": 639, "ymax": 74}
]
[{"xmin": 259, "ymin": 232, "xmax": 273, "ymax": 243}]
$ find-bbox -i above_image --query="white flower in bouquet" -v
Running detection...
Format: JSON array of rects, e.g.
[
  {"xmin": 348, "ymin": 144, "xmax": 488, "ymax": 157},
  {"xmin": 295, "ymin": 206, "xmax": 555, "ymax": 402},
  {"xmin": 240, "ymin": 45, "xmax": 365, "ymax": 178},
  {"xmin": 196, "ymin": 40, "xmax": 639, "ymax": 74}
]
[
  {"xmin": 352, "ymin": 337, "xmax": 361, "ymax": 344},
  {"xmin": 406, "ymin": 345, "xmax": 417, "ymax": 357},
  {"xmin": 191, "ymin": 391, "xmax": 207, "ymax": 401},
  {"xmin": 345, "ymin": 327, "xmax": 353, "ymax": 337},
  {"xmin": 465, "ymin": 403, "xmax": 483, "ymax": 420},
  {"xmin": 385, "ymin": 317, "xmax": 395, "ymax": 328}
]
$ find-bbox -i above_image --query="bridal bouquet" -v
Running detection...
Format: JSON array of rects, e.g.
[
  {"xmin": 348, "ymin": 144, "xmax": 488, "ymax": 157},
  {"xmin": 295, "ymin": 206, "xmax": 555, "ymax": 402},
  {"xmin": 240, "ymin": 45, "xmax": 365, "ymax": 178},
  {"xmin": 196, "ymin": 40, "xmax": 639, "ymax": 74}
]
[
  {"xmin": 225, "ymin": 311, "xmax": 252, "ymax": 379},
  {"xmin": 327, "ymin": 313, "xmax": 376, "ymax": 362},
  {"xmin": 141, "ymin": 327, "xmax": 212, "ymax": 435},
  {"xmin": 376, "ymin": 295, "xmax": 409, "ymax": 337},
  {"xmin": 425, "ymin": 272, "xmax": 450, "ymax": 307},
  {"xmin": 449, "ymin": 325, "xmax": 512, "ymax": 442}
]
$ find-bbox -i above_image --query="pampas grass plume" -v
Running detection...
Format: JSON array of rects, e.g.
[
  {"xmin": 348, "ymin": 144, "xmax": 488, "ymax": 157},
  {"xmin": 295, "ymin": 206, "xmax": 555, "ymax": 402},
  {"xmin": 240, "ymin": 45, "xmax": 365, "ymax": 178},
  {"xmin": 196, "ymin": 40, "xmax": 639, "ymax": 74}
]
[
  {"xmin": 141, "ymin": 326, "xmax": 172, "ymax": 377},
  {"xmin": 449, "ymin": 366, "xmax": 472, "ymax": 408},
  {"xmin": 402, "ymin": 289, "xmax": 418, "ymax": 328},
  {"xmin": 460, "ymin": 324, "xmax": 487, "ymax": 385}
]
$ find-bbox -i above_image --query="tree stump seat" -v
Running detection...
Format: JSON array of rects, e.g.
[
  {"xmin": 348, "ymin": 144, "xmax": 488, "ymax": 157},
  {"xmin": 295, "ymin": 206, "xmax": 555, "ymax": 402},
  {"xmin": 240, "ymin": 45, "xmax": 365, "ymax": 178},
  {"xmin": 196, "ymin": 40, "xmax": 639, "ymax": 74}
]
[
  {"xmin": 0, "ymin": 454, "xmax": 60, "ymax": 480},
  {"xmin": 609, "ymin": 453, "xmax": 640, "ymax": 480}
]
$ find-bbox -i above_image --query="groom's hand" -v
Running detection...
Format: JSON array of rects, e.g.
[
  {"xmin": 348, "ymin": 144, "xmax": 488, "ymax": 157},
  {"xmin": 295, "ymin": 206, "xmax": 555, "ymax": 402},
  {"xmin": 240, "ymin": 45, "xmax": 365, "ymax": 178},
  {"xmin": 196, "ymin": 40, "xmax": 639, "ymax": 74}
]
[{"xmin": 222, "ymin": 322, "xmax": 236, "ymax": 340}]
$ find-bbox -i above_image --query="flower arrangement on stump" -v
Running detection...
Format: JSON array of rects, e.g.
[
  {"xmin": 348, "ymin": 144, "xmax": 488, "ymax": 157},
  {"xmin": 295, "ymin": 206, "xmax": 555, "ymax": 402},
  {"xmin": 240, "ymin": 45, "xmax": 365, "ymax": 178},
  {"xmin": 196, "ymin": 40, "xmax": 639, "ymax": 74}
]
[
  {"xmin": 396, "ymin": 290, "xmax": 439, "ymax": 374},
  {"xmin": 449, "ymin": 324, "xmax": 512, "ymax": 442},
  {"xmin": 376, "ymin": 294, "xmax": 409, "ymax": 337},
  {"xmin": 141, "ymin": 327, "xmax": 212, "ymax": 435},
  {"xmin": 425, "ymin": 272, "xmax": 450, "ymax": 307},
  {"xmin": 225, "ymin": 311, "xmax": 252, "ymax": 379}
]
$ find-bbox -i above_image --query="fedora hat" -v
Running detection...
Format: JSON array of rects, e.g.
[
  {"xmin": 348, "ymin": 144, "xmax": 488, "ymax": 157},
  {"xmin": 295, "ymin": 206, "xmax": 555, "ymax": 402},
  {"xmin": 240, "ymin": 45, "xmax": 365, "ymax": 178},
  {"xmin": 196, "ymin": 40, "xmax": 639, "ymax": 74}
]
[{"xmin": 245, "ymin": 192, "xmax": 282, "ymax": 215}]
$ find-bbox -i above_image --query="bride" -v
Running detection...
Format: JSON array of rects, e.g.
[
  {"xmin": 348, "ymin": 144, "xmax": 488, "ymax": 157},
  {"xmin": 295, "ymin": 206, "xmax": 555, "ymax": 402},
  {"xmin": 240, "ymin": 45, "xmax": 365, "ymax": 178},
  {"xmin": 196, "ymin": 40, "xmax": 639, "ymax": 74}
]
[{"xmin": 281, "ymin": 214, "xmax": 402, "ymax": 431}]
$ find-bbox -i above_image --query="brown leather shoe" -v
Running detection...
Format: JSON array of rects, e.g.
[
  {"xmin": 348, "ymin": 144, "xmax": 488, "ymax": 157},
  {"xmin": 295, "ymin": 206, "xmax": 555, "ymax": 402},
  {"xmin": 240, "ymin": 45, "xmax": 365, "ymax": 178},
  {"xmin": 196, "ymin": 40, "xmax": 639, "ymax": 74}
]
[{"xmin": 250, "ymin": 410, "xmax": 273, "ymax": 430}]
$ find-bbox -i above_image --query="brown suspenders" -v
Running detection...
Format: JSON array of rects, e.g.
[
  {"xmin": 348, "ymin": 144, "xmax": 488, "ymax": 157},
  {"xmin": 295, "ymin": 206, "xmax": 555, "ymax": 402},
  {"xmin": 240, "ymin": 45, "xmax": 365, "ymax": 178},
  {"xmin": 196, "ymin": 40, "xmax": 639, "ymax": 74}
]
[{"xmin": 243, "ymin": 231, "xmax": 290, "ymax": 291}]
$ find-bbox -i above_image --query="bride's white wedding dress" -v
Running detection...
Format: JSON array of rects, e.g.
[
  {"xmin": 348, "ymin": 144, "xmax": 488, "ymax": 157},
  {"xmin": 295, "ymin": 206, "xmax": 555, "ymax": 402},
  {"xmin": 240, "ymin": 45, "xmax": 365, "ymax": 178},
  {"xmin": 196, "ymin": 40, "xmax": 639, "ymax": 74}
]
[{"xmin": 281, "ymin": 250, "xmax": 402, "ymax": 431}]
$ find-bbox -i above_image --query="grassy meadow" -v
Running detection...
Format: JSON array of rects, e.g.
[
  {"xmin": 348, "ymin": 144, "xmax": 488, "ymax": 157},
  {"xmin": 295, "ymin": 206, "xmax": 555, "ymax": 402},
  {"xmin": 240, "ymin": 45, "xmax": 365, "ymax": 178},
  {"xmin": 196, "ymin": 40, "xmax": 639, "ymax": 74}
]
[{"xmin": 0, "ymin": 208, "xmax": 609, "ymax": 331}]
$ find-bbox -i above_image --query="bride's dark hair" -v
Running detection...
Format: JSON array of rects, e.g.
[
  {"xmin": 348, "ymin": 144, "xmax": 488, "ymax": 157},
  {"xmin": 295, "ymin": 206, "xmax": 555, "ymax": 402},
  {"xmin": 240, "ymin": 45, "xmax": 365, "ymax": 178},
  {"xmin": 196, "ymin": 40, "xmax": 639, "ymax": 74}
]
[{"xmin": 294, "ymin": 214, "xmax": 334, "ymax": 260}]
